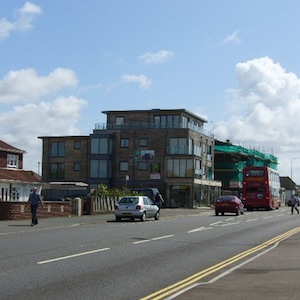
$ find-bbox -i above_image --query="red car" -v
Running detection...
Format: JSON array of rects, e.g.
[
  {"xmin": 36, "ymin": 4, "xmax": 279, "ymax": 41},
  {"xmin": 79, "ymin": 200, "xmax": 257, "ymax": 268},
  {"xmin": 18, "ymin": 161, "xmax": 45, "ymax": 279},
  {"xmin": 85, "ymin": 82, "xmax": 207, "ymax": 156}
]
[{"xmin": 215, "ymin": 195, "xmax": 244, "ymax": 216}]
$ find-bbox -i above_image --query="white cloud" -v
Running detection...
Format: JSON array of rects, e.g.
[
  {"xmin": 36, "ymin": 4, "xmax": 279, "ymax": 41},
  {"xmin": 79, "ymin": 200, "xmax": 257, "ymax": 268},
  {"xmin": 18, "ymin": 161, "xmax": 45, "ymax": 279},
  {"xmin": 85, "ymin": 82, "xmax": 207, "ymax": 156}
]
[
  {"xmin": 138, "ymin": 50, "xmax": 174, "ymax": 64},
  {"xmin": 0, "ymin": 66, "xmax": 86, "ymax": 173},
  {"xmin": 0, "ymin": 68, "xmax": 78, "ymax": 104},
  {"xmin": 0, "ymin": 96, "xmax": 87, "ymax": 172},
  {"xmin": 0, "ymin": 2, "xmax": 42, "ymax": 39},
  {"xmin": 213, "ymin": 56, "xmax": 300, "ymax": 179},
  {"xmin": 0, "ymin": 18, "xmax": 15, "ymax": 39},
  {"xmin": 121, "ymin": 74, "xmax": 152, "ymax": 89},
  {"xmin": 222, "ymin": 30, "xmax": 241, "ymax": 44}
]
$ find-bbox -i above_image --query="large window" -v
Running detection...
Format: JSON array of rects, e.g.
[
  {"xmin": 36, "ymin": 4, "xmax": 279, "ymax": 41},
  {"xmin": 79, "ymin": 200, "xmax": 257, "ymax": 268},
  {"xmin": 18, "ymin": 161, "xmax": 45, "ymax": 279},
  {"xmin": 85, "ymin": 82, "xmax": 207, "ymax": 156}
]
[
  {"xmin": 167, "ymin": 159, "xmax": 193, "ymax": 177},
  {"xmin": 50, "ymin": 163, "xmax": 65, "ymax": 179},
  {"xmin": 169, "ymin": 138, "xmax": 187, "ymax": 154},
  {"xmin": 91, "ymin": 137, "xmax": 111, "ymax": 154},
  {"xmin": 51, "ymin": 142, "xmax": 65, "ymax": 157},
  {"xmin": 90, "ymin": 160, "xmax": 111, "ymax": 178},
  {"xmin": 154, "ymin": 115, "xmax": 180, "ymax": 128},
  {"xmin": 7, "ymin": 154, "xmax": 18, "ymax": 168}
]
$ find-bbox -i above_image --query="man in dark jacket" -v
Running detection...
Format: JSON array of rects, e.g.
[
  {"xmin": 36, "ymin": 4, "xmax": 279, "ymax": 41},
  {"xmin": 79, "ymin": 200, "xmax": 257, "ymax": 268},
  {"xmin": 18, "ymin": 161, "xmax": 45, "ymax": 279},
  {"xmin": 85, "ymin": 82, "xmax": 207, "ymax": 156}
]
[
  {"xmin": 154, "ymin": 192, "xmax": 164, "ymax": 208},
  {"xmin": 290, "ymin": 194, "xmax": 299, "ymax": 215},
  {"xmin": 27, "ymin": 187, "xmax": 44, "ymax": 226}
]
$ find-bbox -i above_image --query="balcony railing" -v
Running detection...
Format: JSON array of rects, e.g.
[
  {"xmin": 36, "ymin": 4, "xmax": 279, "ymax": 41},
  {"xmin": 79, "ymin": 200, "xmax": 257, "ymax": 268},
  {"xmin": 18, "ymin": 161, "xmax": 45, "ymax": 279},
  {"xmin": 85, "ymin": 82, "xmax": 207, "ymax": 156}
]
[{"xmin": 94, "ymin": 122, "xmax": 214, "ymax": 138}]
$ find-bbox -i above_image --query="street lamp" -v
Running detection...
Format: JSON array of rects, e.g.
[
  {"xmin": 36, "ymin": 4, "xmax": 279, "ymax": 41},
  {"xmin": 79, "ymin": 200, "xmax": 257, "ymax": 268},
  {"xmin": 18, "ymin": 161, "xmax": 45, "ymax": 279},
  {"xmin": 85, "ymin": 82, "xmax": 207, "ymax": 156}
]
[{"xmin": 290, "ymin": 157, "xmax": 300, "ymax": 180}]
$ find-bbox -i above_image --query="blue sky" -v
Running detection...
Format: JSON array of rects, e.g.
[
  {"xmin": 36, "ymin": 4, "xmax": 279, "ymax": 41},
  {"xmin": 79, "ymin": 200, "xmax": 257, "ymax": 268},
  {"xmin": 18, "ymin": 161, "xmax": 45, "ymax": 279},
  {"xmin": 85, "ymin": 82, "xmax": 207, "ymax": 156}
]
[{"xmin": 1, "ymin": 1, "xmax": 300, "ymax": 182}]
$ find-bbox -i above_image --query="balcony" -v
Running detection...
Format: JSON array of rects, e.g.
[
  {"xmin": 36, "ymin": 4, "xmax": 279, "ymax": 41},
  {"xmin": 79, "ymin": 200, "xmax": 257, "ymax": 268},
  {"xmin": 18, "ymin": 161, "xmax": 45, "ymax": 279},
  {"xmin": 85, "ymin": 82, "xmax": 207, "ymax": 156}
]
[{"xmin": 94, "ymin": 122, "xmax": 214, "ymax": 138}]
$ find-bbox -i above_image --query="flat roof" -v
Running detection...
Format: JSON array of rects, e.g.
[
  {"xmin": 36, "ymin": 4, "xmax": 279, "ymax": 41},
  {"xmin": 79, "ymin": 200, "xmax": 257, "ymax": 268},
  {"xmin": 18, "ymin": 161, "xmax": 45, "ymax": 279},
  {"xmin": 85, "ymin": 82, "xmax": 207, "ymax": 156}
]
[{"xmin": 102, "ymin": 108, "xmax": 208, "ymax": 123}]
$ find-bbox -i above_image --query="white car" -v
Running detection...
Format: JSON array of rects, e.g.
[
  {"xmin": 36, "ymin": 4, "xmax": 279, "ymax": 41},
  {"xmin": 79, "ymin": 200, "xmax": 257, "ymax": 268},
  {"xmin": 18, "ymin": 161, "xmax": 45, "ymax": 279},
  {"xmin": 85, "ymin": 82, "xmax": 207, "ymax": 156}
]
[{"xmin": 114, "ymin": 196, "xmax": 160, "ymax": 222}]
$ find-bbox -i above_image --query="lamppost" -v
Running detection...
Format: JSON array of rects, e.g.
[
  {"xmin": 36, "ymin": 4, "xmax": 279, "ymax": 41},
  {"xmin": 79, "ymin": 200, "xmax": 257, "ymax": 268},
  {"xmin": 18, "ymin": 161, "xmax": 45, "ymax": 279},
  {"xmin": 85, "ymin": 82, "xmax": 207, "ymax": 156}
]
[{"xmin": 290, "ymin": 157, "xmax": 300, "ymax": 180}]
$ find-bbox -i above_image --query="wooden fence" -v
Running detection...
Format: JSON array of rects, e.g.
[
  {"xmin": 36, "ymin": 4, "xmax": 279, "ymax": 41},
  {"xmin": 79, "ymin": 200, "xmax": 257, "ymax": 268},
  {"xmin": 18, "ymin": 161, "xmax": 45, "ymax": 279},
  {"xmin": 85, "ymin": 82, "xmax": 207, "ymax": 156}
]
[{"xmin": 85, "ymin": 196, "xmax": 118, "ymax": 215}]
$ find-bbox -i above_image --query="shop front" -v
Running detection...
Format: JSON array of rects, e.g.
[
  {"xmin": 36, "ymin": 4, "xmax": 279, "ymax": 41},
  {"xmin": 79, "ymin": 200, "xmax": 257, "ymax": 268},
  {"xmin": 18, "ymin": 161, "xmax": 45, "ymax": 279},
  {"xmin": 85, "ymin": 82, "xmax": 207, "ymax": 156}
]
[{"xmin": 167, "ymin": 179, "xmax": 222, "ymax": 208}]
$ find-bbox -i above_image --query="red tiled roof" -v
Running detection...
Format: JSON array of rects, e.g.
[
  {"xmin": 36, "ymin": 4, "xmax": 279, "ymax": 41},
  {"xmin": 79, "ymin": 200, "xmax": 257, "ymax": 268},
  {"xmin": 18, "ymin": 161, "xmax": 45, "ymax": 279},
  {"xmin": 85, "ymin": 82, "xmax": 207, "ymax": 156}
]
[
  {"xmin": 0, "ymin": 140, "xmax": 25, "ymax": 153},
  {"xmin": 0, "ymin": 168, "xmax": 41, "ymax": 183}
]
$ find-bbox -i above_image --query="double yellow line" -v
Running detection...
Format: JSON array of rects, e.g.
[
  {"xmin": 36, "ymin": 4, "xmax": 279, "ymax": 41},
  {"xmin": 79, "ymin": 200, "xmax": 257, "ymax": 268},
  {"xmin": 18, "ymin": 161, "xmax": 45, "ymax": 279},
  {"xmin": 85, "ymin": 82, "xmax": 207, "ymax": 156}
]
[{"xmin": 141, "ymin": 227, "xmax": 300, "ymax": 300}]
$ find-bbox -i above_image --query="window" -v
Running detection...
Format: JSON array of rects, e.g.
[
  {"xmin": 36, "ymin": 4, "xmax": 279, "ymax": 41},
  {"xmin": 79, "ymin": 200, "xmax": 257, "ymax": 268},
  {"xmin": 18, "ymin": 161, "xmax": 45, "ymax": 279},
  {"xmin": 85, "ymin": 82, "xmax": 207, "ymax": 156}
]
[
  {"xmin": 195, "ymin": 159, "xmax": 202, "ymax": 176},
  {"xmin": 90, "ymin": 160, "xmax": 111, "ymax": 178},
  {"xmin": 11, "ymin": 187, "xmax": 19, "ymax": 201},
  {"xmin": 74, "ymin": 141, "xmax": 81, "ymax": 149},
  {"xmin": 50, "ymin": 163, "xmax": 65, "ymax": 179},
  {"xmin": 115, "ymin": 116, "xmax": 124, "ymax": 125},
  {"xmin": 120, "ymin": 161, "xmax": 129, "ymax": 171},
  {"xmin": 138, "ymin": 162, "xmax": 148, "ymax": 170},
  {"xmin": 207, "ymin": 144, "xmax": 212, "ymax": 155},
  {"xmin": 51, "ymin": 142, "xmax": 65, "ymax": 157},
  {"xmin": 74, "ymin": 163, "xmax": 81, "ymax": 171},
  {"xmin": 120, "ymin": 138, "xmax": 129, "ymax": 148},
  {"xmin": 169, "ymin": 138, "xmax": 187, "ymax": 154},
  {"xmin": 91, "ymin": 137, "xmax": 111, "ymax": 154},
  {"xmin": 7, "ymin": 154, "xmax": 18, "ymax": 168},
  {"xmin": 154, "ymin": 115, "xmax": 180, "ymax": 128},
  {"xmin": 138, "ymin": 138, "xmax": 148, "ymax": 147},
  {"xmin": 182, "ymin": 116, "xmax": 189, "ymax": 128},
  {"xmin": 167, "ymin": 159, "xmax": 193, "ymax": 177}
]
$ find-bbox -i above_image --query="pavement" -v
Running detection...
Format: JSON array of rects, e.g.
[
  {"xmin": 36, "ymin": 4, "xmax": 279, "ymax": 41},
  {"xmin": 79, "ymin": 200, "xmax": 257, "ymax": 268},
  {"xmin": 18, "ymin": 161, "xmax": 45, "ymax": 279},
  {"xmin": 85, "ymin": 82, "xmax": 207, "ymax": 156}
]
[{"xmin": 1, "ymin": 208, "xmax": 300, "ymax": 299}]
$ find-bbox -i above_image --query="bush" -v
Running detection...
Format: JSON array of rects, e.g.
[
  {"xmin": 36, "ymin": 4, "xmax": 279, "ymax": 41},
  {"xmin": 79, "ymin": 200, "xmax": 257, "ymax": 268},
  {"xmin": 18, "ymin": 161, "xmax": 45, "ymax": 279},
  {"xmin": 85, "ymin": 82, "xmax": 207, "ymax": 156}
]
[{"xmin": 91, "ymin": 184, "xmax": 139, "ymax": 197}]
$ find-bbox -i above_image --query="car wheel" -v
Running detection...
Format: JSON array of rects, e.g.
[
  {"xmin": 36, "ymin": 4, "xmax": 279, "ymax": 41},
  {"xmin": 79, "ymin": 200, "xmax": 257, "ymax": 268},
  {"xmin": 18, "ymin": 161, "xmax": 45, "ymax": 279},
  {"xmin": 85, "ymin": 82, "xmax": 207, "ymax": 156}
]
[
  {"xmin": 140, "ymin": 212, "xmax": 146, "ymax": 222},
  {"xmin": 236, "ymin": 209, "xmax": 240, "ymax": 216},
  {"xmin": 215, "ymin": 211, "xmax": 219, "ymax": 216},
  {"xmin": 116, "ymin": 216, "xmax": 121, "ymax": 221},
  {"xmin": 154, "ymin": 210, "xmax": 160, "ymax": 220}
]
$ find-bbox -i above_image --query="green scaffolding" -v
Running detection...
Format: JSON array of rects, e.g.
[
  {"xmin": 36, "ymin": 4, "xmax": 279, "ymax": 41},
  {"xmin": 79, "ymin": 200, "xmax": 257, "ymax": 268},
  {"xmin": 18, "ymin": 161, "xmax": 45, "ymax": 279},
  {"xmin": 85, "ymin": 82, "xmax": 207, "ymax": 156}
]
[
  {"xmin": 214, "ymin": 145, "xmax": 278, "ymax": 190},
  {"xmin": 215, "ymin": 145, "xmax": 278, "ymax": 170}
]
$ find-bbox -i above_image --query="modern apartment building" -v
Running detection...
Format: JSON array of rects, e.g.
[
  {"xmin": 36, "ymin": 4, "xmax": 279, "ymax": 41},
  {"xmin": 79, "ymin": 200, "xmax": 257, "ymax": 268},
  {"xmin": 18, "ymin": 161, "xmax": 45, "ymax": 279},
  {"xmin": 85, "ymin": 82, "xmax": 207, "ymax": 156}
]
[{"xmin": 39, "ymin": 109, "xmax": 222, "ymax": 207}]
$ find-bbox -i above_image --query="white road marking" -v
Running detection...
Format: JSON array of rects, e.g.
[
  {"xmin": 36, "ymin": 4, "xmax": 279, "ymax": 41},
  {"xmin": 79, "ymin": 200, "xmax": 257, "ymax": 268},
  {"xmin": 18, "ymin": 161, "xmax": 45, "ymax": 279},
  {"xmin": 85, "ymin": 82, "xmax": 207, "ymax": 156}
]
[
  {"xmin": 210, "ymin": 221, "xmax": 223, "ymax": 226},
  {"xmin": 152, "ymin": 235, "xmax": 174, "ymax": 241},
  {"xmin": 188, "ymin": 227, "xmax": 212, "ymax": 233},
  {"xmin": 37, "ymin": 248, "xmax": 110, "ymax": 264},
  {"xmin": 221, "ymin": 222, "xmax": 240, "ymax": 226},
  {"xmin": 246, "ymin": 219, "xmax": 258, "ymax": 222},
  {"xmin": 133, "ymin": 235, "xmax": 174, "ymax": 244}
]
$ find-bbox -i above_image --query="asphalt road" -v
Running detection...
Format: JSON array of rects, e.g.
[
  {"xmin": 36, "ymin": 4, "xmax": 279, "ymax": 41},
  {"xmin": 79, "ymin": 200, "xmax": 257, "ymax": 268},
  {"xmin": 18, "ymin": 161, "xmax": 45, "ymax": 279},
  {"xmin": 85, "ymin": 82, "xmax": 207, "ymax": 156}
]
[{"xmin": 0, "ymin": 207, "xmax": 299, "ymax": 300}]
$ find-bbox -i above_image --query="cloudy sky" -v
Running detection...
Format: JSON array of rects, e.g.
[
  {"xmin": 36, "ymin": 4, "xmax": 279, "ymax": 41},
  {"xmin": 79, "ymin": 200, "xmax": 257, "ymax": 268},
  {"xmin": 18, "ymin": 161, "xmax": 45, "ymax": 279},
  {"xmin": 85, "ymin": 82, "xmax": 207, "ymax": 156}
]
[{"xmin": 1, "ymin": 1, "xmax": 300, "ymax": 182}]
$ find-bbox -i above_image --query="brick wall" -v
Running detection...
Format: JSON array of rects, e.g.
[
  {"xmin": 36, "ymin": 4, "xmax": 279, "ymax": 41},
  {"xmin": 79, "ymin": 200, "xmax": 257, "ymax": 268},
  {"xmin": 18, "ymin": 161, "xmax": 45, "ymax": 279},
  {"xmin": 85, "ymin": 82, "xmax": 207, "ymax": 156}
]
[{"xmin": 0, "ymin": 201, "xmax": 73, "ymax": 220}]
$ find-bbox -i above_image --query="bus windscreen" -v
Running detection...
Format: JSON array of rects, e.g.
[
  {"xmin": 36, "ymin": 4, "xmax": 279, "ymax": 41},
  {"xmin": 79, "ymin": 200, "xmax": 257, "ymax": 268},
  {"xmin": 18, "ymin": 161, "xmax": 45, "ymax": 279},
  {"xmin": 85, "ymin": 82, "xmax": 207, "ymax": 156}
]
[{"xmin": 245, "ymin": 170, "xmax": 264, "ymax": 177}]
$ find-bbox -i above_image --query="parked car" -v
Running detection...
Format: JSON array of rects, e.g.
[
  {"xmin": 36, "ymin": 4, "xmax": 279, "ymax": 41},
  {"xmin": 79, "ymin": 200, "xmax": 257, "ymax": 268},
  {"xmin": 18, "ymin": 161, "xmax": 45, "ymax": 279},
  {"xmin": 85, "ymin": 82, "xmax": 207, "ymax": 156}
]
[
  {"xmin": 114, "ymin": 196, "xmax": 160, "ymax": 222},
  {"xmin": 215, "ymin": 195, "xmax": 244, "ymax": 216}
]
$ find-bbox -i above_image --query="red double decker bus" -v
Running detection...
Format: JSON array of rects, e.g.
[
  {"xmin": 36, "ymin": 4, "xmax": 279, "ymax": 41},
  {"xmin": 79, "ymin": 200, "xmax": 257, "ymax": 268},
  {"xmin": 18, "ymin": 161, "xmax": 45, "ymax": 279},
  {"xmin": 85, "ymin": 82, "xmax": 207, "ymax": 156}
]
[{"xmin": 242, "ymin": 166, "xmax": 281, "ymax": 210}]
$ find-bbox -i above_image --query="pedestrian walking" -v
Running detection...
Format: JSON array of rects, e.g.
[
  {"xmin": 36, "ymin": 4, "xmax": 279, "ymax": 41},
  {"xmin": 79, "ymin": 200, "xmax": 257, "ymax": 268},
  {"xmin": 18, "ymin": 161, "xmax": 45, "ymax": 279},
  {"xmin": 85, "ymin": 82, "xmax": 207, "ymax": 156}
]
[
  {"xmin": 26, "ymin": 187, "xmax": 44, "ymax": 226},
  {"xmin": 154, "ymin": 192, "xmax": 164, "ymax": 208},
  {"xmin": 290, "ymin": 194, "xmax": 299, "ymax": 215}
]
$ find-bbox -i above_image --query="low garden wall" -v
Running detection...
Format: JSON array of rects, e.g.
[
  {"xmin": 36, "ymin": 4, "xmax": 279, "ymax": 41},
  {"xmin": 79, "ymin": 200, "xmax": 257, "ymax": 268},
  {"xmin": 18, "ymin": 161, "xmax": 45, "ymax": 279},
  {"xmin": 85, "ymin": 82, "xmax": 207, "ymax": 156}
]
[
  {"xmin": 0, "ymin": 201, "xmax": 74, "ymax": 220},
  {"xmin": 0, "ymin": 195, "xmax": 117, "ymax": 220}
]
